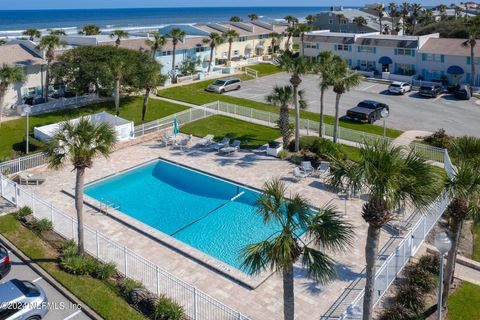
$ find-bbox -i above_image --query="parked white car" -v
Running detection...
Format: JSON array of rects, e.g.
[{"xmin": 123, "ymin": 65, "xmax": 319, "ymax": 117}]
[{"xmin": 388, "ymin": 82, "xmax": 412, "ymax": 95}]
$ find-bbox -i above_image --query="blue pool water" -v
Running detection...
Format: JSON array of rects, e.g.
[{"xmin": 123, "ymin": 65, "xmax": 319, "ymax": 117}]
[{"xmin": 85, "ymin": 160, "xmax": 280, "ymax": 272}]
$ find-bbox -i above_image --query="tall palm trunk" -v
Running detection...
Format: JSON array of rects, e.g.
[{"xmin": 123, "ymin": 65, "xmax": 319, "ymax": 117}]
[
  {"xmin": 292, "ymin": 84, "xmax": 300, "ymax": 152},
  {"xmin": 286, "ymin": 34, "xmax": 292, "ymax": 51},
  {"xmin": 362, "ymin": 225, "xmax": 381, "ymax": 320},
  {"xmin": 279, "ymin": 103, "xmax": 290, "ymax": 147},
  {"xmin": 44, "ymin": 61, "xmax": 50, "ymax": 102},
  {"xmin": 470, "ymin": 41, "xmax": 476, "ymax": 87},
  {"xmin": 301, "ymin": 35, "xmax": 305, "ymax": 56},
  {"xmin": 319, "ymin": 88, "xmax": 325, "ymax": 137},
  {"xmin": 0, "ymin": 91, "xmax": 6, "ymax": 126},
  {"xmin": 333, "ymin": 93, "xmax": 341, "ymax": 143},
  {"xmin": 282, "ymin": 264, "xmax": 295, "ymax": 320},
  {"xmin": 442, "ymin": 217, "xmax": 463, "ymax": 308},
  {"xmin": 228, "ymin": 41, "xmax": 233, "ymax": 61},
  {"xmin": 142, "ymin": 84, "xmax": 151, "ymax": 122},
  {"xmin": 208, "ymin": 45, "xmax": 214, "ymax": 72},
  {"xmin": 271, "ymin": 39, "xmax": 276, "ymax": 54},
  {"xmin": 172, "ymin": 43, "xmax": 177, "ymax": 79},
  {"xmin": 114, "ymin": 75, "xmax": 120, "ymax": 116},
  {"xmin": 75, "ymin": 167, "xmax": 86, "ymax": 256}
]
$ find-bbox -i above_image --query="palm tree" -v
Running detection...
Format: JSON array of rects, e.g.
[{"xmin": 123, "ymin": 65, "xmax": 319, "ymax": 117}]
[
  {"xmin": 110, "ymin": 54, "xmax": 127, "ymax": 116},
  {"xmin": 374, "ymin": 5, "xmax": 385, "ymax": 34},
  {"xmin": 285, "ymin": 26, "xmax": 296, "ymax": 51},
  {"xmin": 222, "ymin": 29, "xmax": 239, "ymax": 62},
  {"xmin": 230, "ymin": 16, "xmax": 242, "ymax": 22},
  {"xmin": 335, "ymin": 13, "xmax": 346, "ymax": 32},
  {"xmin": 401, "ymin": 2, "xmax": 411, "ymax": 35},
  {"xmin": 141, "ymin": 61, "xmax": 162, "ymax": 122},
  {"xmin": 269, "ymin": 32, "xmax": 282, "ymax": 55},
  {"xmin": 462, "ymin": 17, "xmax": 480, "ymax": 87},
  {"xmin": 284, "ymin": 15, "xmax": 298, "ymax": 27},
  {"xmin": 296, "ymin": 24, "xmax": 312, "ymax": 56},
  {"xmin": 22, "ymin": 28, "xmax": 41, "ymax": 41},
  {"xmin": 166, "ymin": 28, "xmax": 186, "ymax": 80},
  {"xmin": 248, "ymin": 13, "xmax": 258, "ymax": 21},
  {"xmin": 38, "ymin": 35, "xmax": 67, "ymax": 102},
  {"xmin": 305, "ymin": 14, "xmax": 316, "ymax": 24},
  {"xmin": 145, "ymin": 32, "xmax": 167, "ymax": 59},
  {"xmin": 353, "ymin": 16, "xmax": 368, "ymax": 29},
  {"xmin": 49, "ymin": 29, "xmax": 66, "ymax": 36},
  {"xmin": 0, "ymin": 64, "xmax": 25, "ymax": 125},
  {"xmin": 441, "ymin": 137, "xmax": 480, "ymax": 310},
  {"xmin": 315, "ymin": 52, "xmax": 343, "ymax": 138},
  {"xmin": 202, "ymin": 32, "xmax": 224, "ymax": 72},
  {"xmin": 421, "ymin": 9, "xmax": 435, "ymax": 25},
  {"xmin": 331, "ymin": 64, "xmax": 362, "ymax": 143},
  {"xmin": 0, "ymin": 40, "xmax": 5, "ymax": 46},
  {"xmin": 383, "ymin": 24, "xmax": 391, "ymax": 35},
  {"xmin": 328, "ymin": 140, "xmax": 443, "ymax": 320},
  {"xmin": 411, "ymin": 3, "xmax": 423, "ymax": 34},
  {"xmin": 277, "ymin": 52, "xmax": 313, "ymax": 152},
  {"xmin": 110, "ymin": 30, "xmax": 129, "ymax": 47},
  {"xmin": 46, "ymin": 118, "xmax": 117, "ymax": 256},
  {"xmin": 78, "ymin": 24, "xmax": 101, "ymax": 35},
  {"xmin": 241, "ymin": 178, "xmax": 354, "ymax": 320},
  {"xmin": 437, "ymin": 4, "xmax": 448, "ymax": 19},
  {"xmin": 454, "ymin": 6, "xmax": 463, "ymax": 19},
  {"xmin": 266, "ymin": 85, "xmax": 306, "ymax": 147},
  {"xmin": 388, "ymin": 3, "xmax": 398, "ymax": 33}
]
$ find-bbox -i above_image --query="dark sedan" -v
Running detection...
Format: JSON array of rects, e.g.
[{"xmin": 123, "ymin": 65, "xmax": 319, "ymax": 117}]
[{"xmin": 0, "ymin": 245, "xmax": 11, "ymax": 279}]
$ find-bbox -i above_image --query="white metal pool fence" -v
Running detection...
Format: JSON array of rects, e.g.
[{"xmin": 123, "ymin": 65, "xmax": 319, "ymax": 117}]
[
  {"xmin": 199, "ymin": 101, "xmax": 446, "ymax": 164},
  {"xmin": 17, "ymin": 95, "xmax": 102, "ymax": 116},
  {"xmin": 0, "ymin": 174, "xmax": 249, "ymax": 320}
]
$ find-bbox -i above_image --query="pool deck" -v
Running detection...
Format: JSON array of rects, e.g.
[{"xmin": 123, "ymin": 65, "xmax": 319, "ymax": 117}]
[{"xmin": 24, "ymin": 137, "xmax": 402, "ymax": 319}]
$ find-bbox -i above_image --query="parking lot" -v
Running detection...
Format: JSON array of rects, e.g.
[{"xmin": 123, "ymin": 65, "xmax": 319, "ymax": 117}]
[
  {"xmin": 2, "ymin": 247, "xmax": 91, "ymax": 320},
  {"xmin": 226, "ymin": 72, "xmax": 480, "ymax": 137}
]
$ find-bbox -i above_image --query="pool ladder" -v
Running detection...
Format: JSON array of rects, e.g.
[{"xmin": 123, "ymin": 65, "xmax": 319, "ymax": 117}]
[{"xmin": 99, "ymin": 198, "xmax": 120, "ymax": 213}]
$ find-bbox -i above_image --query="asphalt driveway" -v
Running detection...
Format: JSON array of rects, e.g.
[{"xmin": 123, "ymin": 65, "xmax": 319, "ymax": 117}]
[{"xmin": 226, "ymin": 72, "xmax": 480, "ymax": 137}]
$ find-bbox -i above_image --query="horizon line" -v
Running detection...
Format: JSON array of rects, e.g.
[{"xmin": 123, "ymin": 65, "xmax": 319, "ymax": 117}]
[{"xmin": 0, "ymin": 5, "xmax": 353, "ymax": 11}]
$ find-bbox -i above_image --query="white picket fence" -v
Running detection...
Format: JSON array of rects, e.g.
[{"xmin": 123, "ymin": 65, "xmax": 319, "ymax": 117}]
[
  {"xmin": 17, "ymin": 95, "xmax": 102, "ymax": 116},
  {"xmin": 0, "ymin": 174, "xmax": 249, "ymax": 320}
]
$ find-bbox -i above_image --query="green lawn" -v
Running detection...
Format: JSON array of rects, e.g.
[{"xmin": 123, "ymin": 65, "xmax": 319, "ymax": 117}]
[
  {"xmin": 181, "ymin": 115, "xmax": 281, "ymax": 150},
  {"xmin": 448, "ymin": 281, "xmax": 480, "ymax": 320},
  {"xmin": 0, "ymin": 214, "xmax": 145, "ymax": 320},
  {"xmin": 0, "ymin": 97, "xmax": 189, "ymax": 159},
  {"xmin": 158, "ymin": 79, "xmax": 403, "ymax": 139},
  {"xmin": 244, "ymin": 63, "xmax": 283, "ymax": 76},
  {"xmin": 473, "ymin": 222, "xmax": 480, "ymax": 262}
]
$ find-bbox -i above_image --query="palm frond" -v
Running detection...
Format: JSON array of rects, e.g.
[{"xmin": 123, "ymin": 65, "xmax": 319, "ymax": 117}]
[{"xmin": 301, "ymin": 247, "xmax": 337, "ymax": 284}]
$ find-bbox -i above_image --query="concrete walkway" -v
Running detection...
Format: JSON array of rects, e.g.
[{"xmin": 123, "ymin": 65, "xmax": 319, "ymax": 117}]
[{"xmin": 391, "ymin": 130, "xmax": 433, "ymax": 147}]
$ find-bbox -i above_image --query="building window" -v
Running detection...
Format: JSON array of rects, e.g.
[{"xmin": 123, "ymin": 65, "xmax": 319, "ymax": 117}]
[
  {"xmin": 397, "ymin": 48, "xmax": 413, "ymax": 56},
  {"xmin": 342, "ymin": 19, "xmax": 348, "ymax": 24},
  {"xmin": 423, "ymin": 54, "xmax": 442, "ymax": 62},
  {"xmin": 233, "ymin": 50, "xmax": 240, "ymax": 56},
  {"xmin": 238, "ymin": 36, "xmax": 247, "ymax": 42},
  {"xmin": 358, "ymin": 46, "xmax": 375, "ymax": 53},
  {"xmin": 304, "ymin": 43, "xmax": 316, "ymax": 49},
  {"xmin": 329, "ymin": 19, "xmax": 333, "ymax": 24},
  {"xmin": 335, "ymin": 44, "xmax": 349, "ymax": 51},
  {"xmin": 360, "ymin": 60, "xmax": 375, "ymax": 69},
  {"xmin": 396, "ymin": 63, "xmax": 415, "ymax": 75}
]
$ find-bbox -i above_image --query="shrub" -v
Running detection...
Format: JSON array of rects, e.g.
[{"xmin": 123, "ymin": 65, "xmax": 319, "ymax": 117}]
[
  {"xmin": 30, "ymin": 218, "xmax": 53, "ymax": 233},
  {"xmin": 119, "ymin": 278, "xmax": 144, "ymax": 297},
  {"xmin": 416, "ymin": 254, "xmax": 439, "ymax": 275},
  {"xmin": 422, "ymin": 129, "xmax": 453, "ymax": 148},
  {"xmin": 152, "ymin": 295, "xmax": 186, "ymax": 320},
  {"xmin": 395, "ymin": 284, "xmax": 426, "ymax": 313},
  {"xmin": 378, "ymin": 303, "xmax": 416, "ymax": 320},
  {"xmin": 93, "ymin": 262, "xmax": 117, "ymax": 280},
  {"xmin": 277, "ymin": 150, "xmax": 290, "ymax": 160},
  {"xmin": 60, "ymin": 240, "xmax": 78, "ymax": 258},
  {"xmin": 403, "ymin": 265, "xmax": 436, "ymax": 294},
  {"xmin": 60, "ymin": 255, "xmax": 98, "ymax": 275},
  {"xmin": 15, "ymin": 206, "xmax": 32, "ymax": 219},
  {"xmin": 288, "ymin": 136, "xmax": 343, "ymax": 160}
]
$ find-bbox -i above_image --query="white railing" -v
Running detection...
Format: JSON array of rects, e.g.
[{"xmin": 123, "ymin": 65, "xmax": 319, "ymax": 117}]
[
  {"xmin": 177, "ymin": 74, "xmax": 201, "ymax": 83},
  {"xmin": 244, "ymin": 67, "xmax": 259, "ymax": 78},
  {"xmin": 17, "ymin": 95, "xmax": 102, "ymax": 116},
  {"xmin": 199, "ymin": 101, "xmax": 446, "ymax": 164},
  {"xmin": 0, "ymin": 174, "xmax": 249, "ymax": 320},
  {"xmin": 0, "ymin": 153, "xmax": 48, "ymax": 175}
]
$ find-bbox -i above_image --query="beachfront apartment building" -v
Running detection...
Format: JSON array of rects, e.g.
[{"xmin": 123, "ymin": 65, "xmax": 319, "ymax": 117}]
[
  {"xmin": 301, "ymin": 30, "xmax": 479, "ymax": 85},
  {"xmin": 0, "ymin": 42, "xmax": 46, "ymax": 111}
]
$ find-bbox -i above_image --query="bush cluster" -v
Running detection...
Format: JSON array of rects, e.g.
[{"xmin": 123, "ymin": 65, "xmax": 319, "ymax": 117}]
[
  {"xmin": 14, "ymin": 206, "xmax": 32, "ymax": 220},
  {"xmin": 422, "ymin": 129, "xmax": 453, "ymax": 149},
  {"xmin": 30, "ymin": 218, "xmax": 53, "ymax": 233},
  {"xmin": 153, "ymin": 295, "xmax": 186, "ymax": 320},
  {"xmin": 59, "ymin": 240, "xmax": 117, "ymax": 279},
  {"xmin": 379, "ymin": 254, "xmax": 439, "ymax": 320},
  {"xmin": 288, "ymin": 136, "xmax": 346, "ymax": 166}
]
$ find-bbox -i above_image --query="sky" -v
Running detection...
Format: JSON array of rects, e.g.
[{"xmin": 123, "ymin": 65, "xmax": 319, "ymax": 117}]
[{"xmin": 1, "ymin": 0, "xmax": 448, "ymax": 10}]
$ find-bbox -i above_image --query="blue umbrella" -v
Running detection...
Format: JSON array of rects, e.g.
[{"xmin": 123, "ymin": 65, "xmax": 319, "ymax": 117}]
[{"xmin": 173, "ymin": 116, "xmax": 179, "ymax": 137}]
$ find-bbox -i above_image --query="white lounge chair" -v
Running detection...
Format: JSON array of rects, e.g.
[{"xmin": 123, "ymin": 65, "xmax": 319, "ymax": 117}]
[
  {"xmin": 220, "ymin": 140, "xmax": 241, "ymax": 154},
  {"xmin": 316, "ymin": 161, "xmax": 330, "ymax": 179},
  {"xmin": 293, "ymin": 167, "xmax": 307, "ymax": 181},
  {"xmin": 300, "ymin": 161, "xmax": 314, "ymax": 175},
  {"xmin": 17, "ymin": 172, "xmax": 46, "ymax": 185},
  {"xmin": 197, "ymin": 134, "xmax": 214, "ymax": 147},
  {"xmin": 211, "ymin": 137, "xmax": 230, "ymax": 151},
  {"xmin": 160, "ymin": 135, "xmax": 172, "ymax": 147}
]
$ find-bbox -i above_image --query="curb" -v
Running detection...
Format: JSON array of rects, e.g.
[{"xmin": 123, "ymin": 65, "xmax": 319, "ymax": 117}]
[{"xmin": 0, "ymin": 233, "xmax": 103, "ymax": 320}]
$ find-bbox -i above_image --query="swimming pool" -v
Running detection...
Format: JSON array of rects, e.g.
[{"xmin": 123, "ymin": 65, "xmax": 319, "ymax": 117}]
[{"xmin": 85, "ymin": 159, "xmax": 280, "ymax": 273}]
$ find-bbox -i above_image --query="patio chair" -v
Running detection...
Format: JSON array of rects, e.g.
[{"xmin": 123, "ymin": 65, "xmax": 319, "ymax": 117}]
[
  {"xmin": 17, "ymin": 172, "xmax": 46, "ymax": 185},
  {"xmin": 316, "ymin": 161, "xmax": 330, "ymax": 179},
  {"xmin": 300, "ymin": 161, "xmax": 314, "ymax": 175},
  {"xmin": 293, "ymin": 167, "xmax": 307, "ymax": 181},
  {"xmin": 160, "ymin": 135, "xmax": 172, "ymax": 147},
  {"xmin": 219, "ymin": 140, "xmax": 241, "ymax": 154},
  {"xmin": 210, "ymin": 137, "xmax": 230, "ymax": 151},
  {"xmin": 197, "ymin": 134, "xmax": 214, "ymax": 147}
]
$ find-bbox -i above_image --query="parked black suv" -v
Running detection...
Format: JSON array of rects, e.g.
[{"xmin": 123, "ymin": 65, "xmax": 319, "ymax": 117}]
[
  {"xmin": 0, "ymin": 245, "xmax": 11, "ymax": 279},
  {"xmin": 346, "ymin": 100, "xmax": 389, "ymax": 124},
  {"xmin": 419, "ymin": 85, "xmax": 443, "ymax": 98}
]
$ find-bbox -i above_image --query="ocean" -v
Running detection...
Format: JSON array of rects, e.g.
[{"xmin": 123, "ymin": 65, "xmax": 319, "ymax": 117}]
[{"xmin": 0, "ymin": 7, "xmax": 350, "ymax": 36}]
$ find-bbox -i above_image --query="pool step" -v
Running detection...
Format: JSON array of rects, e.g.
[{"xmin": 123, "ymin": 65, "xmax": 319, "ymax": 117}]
[{"xmin": 99, "ymin": 198, "xmax": 121, "ymax": 213}]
